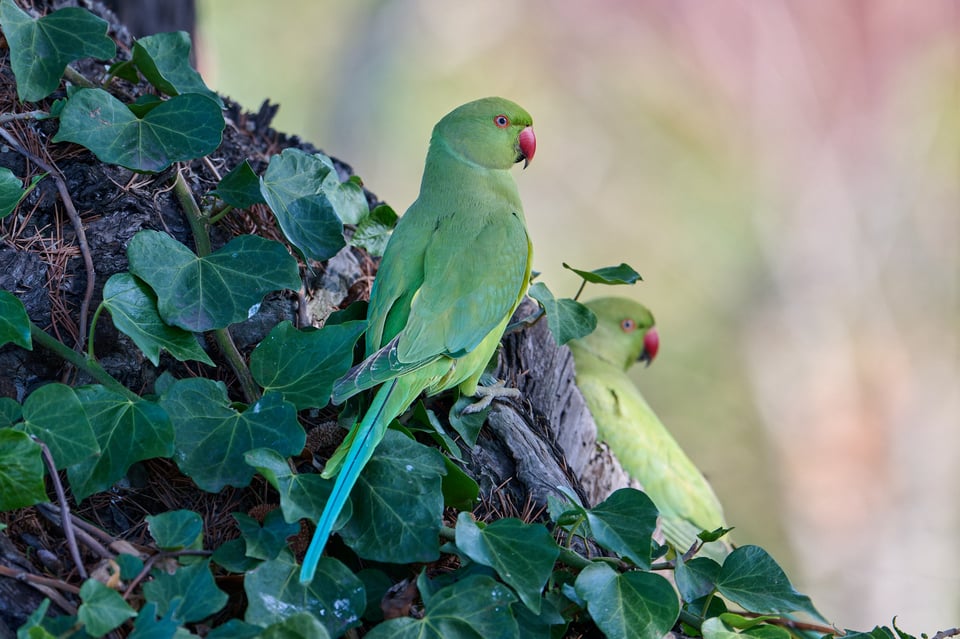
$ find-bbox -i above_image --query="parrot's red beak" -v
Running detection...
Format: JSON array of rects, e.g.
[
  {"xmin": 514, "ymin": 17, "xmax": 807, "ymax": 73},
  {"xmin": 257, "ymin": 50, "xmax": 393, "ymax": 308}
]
[
  {"xmin": 639, "ymin": 327, "xmax": 659, "ymax": 367},
  {"xmin": 518, "ymin": 126, "xmax": 536, "ymax": 168}
]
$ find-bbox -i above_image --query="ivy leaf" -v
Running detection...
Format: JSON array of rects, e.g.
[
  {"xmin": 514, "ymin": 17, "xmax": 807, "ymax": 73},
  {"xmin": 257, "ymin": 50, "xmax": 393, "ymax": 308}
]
[
  {"xmin": 528, "ymin": 281, "xmax": 597, "ymax": 345},
  {"xmin": 53, "ymin": 88, "xmax": 224, "ymax": 172},
  {"xmin": 19, "ymin": 383, "xmax": 97, "ymax": 468},
  {"xmin": 66, "ymin": 387, "xmax": 174, "ymax": 500},
  {"xmin": 245, "ymin": 550, "xmax": 364, "ymax": 638},
  {"xmin": 102, "ymin": 272, "xmax": 213, "ymax": 366},
  {"xmin": 233, "ymin": 510, "xmax": 298, "ymax": 561},
  {"xmin": 586, "ymin": 488, "xmax": 660, "ymax": 569},
  {"xmin": 563, "ymin": 262, "xmax": 642, "ymax": 286},
  {"xmin": 0, "ymin": 429, "xmax": 46, "ymax": 509},
  {"xmin": 455, "ymin": 513, "xmax": 560, "ymax": 614},
  {"xmin": 213, "ymin": 160, "xmax": 265, "ymax": 209},
  {"xmin": 675, "ymin": 555, "xmax": 721, "ymax": 603},
  {"xmin": 250, "ymin": 319, "xmax": 366, "ymax": 410},
  {"xmin": 131, "ymin": 31, "xmax": 223, "ymax": 106},
  {"xmin": 0, "ymin": 397, "xmax": 21, "ymax": 427},
  {"xmin": 141, "ymin": 559, "xmax": 229, "ymax": 623},
  {"xmin": 212, "ymin": 538, "xmax": 260, "ymax": 574},
  {"xmin": 77, "ymin": 579, "xmax": 137, "ymax": 637},
  {"xmin": 127, "ymin": 230, "xmax": 300, "ymax": 332},
  {"xmin": 206, "ymin": 619, "xmax": 264, "ymax": 639},
  {"xmin": 351, "ymin": 203, "xmax": 398, "ymax": 257},
  {"xmin": 260, "ymin": 148, "xmax": 369, "ymax": 260},
  {"xmin": 440, "ymin": 458, "xmax": 480, "ymax": 511},
  {"xmin": 0, "ymin": 289, "xmax": 33, "ymax": 350},
  {"xmin": 0, "ymin": 169, "xmax": 43, "ymax": 219},
  {"xmin": 365, "ymin": 574, "xmax": 518, "ymax": 639},
  {"xmin": 339, "ymin": 430, "xmax": 446, "ymax": 563},
  {"xmin": 161, "ymin": 379, "xmax": 304, "ymax": 492},
  {"xmin": 259, "ymin": 614, "xmax": 332, "ymax": 639},
  {"xmin": 0, "ymin": 0, "xmax": 115, "ymax": 102},
  {"xmin": 146, "ymin": 509, "xmax": 203, "ymax": 551},
  {"xmin": 716, "ymin": 545, "xmax": 826, "ymax": 622},
  {"xmin": 575, "ymin": 562, "xmax": 679, "ymax": 639}
]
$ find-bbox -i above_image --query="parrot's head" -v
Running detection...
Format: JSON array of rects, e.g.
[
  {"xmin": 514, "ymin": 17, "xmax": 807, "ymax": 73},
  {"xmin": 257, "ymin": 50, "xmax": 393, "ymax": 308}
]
[
  {"xmin": 434, "ymin": 97, "xmax": 536, "ymax": 170},
  {"xmin": 578, "ymin": 297, "xmax": 658, "ymax": 371}
]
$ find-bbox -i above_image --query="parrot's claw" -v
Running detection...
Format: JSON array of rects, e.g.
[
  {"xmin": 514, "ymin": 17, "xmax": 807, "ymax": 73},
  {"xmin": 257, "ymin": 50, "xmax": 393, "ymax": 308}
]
[{"xmin": 462, "ymin": 381, "xmax": 521, "ymax": 414}]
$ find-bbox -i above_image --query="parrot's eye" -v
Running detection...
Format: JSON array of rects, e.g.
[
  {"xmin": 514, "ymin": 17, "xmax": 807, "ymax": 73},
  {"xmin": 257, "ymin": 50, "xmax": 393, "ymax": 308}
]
[
  {"xmin": 620, "ymin": 318, "xmax": 636, "ymax": 333},
  {"xmin": 494, "ymin": 114, "xmax": 510, "ymax": 128}
]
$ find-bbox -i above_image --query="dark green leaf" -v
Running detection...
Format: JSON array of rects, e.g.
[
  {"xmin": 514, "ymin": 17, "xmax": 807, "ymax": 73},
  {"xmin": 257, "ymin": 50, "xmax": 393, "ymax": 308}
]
[
  {"xmin": 77, "ymin": 579, "xmax": 136, "ymax": 636},
  {"xmin": 127, "ymin": 93, "xmax": 163, "ymax": 117},
  {"xmin": 127, "ymin": 602, "xmax": 181, "ymax": 639},
  {"xmin": 161, "ymin": 380, "xmax": 304, "ymax": 491},
  {"xmin": 132, "ymin": 31, "xmax": 223, "ymax": 106},
  {"xmin": 245, "ymin": 550, "xmax": 364, "ymax": 637},
  {"xmin": 510, "ymin": 595, "xmax": 568, "ymax": 639},
  {"xmin": 206, "ymin": 619, "xmax": 264, "ymax": 639},
  {"xmin": 528, "ymin": 282, "xmax": 597, "ymax": 345},
  {"xmin": 0, "ymin": 0, "xmax": 115, "ymax": 102},
  {"xmin": 0, "ymin": 168, "xmax": 42, "ymax": 219},
  {"xmin": 0, "ymin": 397, "xmax": 22, "ymax": 427},
  {"xmin": 0, "ymin": 429, "xmax": 46, "ymax": 509},
  {"xmin": 716, "ymin": 545, "xmax": 825, "ymax": 621},
  {"xmin": 213, "ymin": 160, "xmax": 265, "ymax": 208},
  {"xmin": 365, "ymin": 573, "xmax": 519, "ymax": 639},
  {"xmin": 107, "ymin": 59, "xmax": 140, "ymax": 84},
  {"xmin": 440, "ymin": 457, "xmax": 479, "ymax": 511},
  {"xmin": 142, "ymin": 559, "xmax": 228, "ymax": 623},
  {"xmin": 742, "ymin": 622, "xmax": 794, "ymax": 639},
  {"xmin": 19, "ymin": 383, "xmax": 97, "ymax": 468},
  {"xmin": 338, "ymin": 430, "xmax": 446, "ymax": 563},
  {"xmin": 455, "ymin": 513, "xmax": 559, "ymax": 613},
  {"xmin": 250, "ymin": 319, "xmax": 366, "ymax": 410},
  {"xmin": 114, "ymin": 553, "xmax": 143, "ymax": 581},
  {"xmin": 212, "ymin": 538, "xmax": 260, "ymax": 573},
  {"xmin": 146, "ymin": 509, "xmax": 203, "ymax": 551},
  {"xmin": 234, "ymin": 510, "xmax": 298, "ymax": 561},
  {"xmin": 0, "ymin": 290, "xmax": 32, "ymax": 350},
  {"xmin": 67, "ymin": 387, "xmax": 174, "ymax": 500},
  {"xmin": 351, "ymin": 203, "xmax": 398, "ymax": 257},
  {"xmin": 127, "ymin": 230, "xmax": 300, "ymax": 332},
  {"xmin": 259, "ymin": 613, "xmax": 332, "ymax": 639},
  {"xmin": 675, "ymin": 555, "xmax": 720, "ymax": 603},
  {"xmin": 575, "ymin": 562, "xmax": 679, "ymax": 639},
  {"xmin": 102, "ymin": 272, "xmax": 213, "ymax": 366},
  {"xmin": 448, "ymin": 395, "xmax": 488, "ymax": 447},
  {"xmin": 587, "ymin": 488, "xmax": 660, "ymax": 569},
  {"xmin": 53, "ymin": 88, "xmax": 224, "ymax": 172},
  {"xmin": 563, "ymin": 262, "xmax": 642, "ymax": 285}
]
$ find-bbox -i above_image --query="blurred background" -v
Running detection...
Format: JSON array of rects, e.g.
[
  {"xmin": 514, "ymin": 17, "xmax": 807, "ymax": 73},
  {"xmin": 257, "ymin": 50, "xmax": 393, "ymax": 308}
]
[{"xmin": 192, "ymin": 1, "xmax": 959, "ymax": 631}]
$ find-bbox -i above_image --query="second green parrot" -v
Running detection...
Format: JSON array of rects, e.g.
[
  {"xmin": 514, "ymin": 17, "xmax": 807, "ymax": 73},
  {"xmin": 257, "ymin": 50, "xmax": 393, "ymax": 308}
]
[
  {"xmin": 299, "ymin": 97, "xmax": 536, "ymax": 583},
  {"xmin": 568, "ymin": 297, "xmax": 730, "ymax": 558}
]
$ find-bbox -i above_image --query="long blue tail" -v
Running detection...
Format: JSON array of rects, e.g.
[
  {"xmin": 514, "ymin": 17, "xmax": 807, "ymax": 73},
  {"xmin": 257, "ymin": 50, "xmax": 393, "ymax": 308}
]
[{"xmin": 299, "ymin": 379, "xmax": 397, "ymax": 583}]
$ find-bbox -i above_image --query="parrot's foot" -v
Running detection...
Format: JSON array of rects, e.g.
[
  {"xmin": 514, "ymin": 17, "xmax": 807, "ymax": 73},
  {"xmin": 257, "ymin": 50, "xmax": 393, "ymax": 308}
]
[{"xmin": 462, "ymin": 380, "xmax": 521, "ymax": 414}]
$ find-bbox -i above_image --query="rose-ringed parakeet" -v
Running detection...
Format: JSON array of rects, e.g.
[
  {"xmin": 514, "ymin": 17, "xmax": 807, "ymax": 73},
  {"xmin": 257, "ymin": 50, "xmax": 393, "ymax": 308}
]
[
  {"xmin": 299, "ymin": 97, "xmax": 536, "ymax": 583},
  {"xmin": 568, "ymin": 297, "xmax": 730, "ymax": 558}
]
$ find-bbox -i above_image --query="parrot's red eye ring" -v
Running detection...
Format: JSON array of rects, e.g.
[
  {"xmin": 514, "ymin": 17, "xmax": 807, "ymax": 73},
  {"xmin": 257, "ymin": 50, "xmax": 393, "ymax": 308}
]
[
  {"xmin": 621, "ymin": 318, "xmax": 636, "ymax": 333},
  {"xmin": 494, "ymin": 114, "xmax": 510, "ymax": 128}
]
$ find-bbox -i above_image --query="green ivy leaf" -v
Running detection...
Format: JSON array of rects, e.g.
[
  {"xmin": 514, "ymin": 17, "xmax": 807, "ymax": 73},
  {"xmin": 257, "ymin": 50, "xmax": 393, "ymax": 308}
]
[
  {"xmin": 213, "ymin": 160, "xmax": 265, "ymax": 209},
  {"xmin": 146, "ymin": 509, "xmax": 203, "ymax": 551},
  {"xmin": 563, "ymin": 262, "xmax": 642, "ymax": 286},
  {"xmin": 0, "ymin": 290, "xmax": 33, "ymax": 350},
  {"xmin": 675, "ymin": 555, "xmax": 721, "ymax": 603},
  {"xmin": 0, "ymin": 397, "xmax": 21, "ymax": 427},
  {"xmin": 338, "ymin": 430, "xmax": 446, "ymax": 563},
  {"xmin": 206, "ymin": 619, "xmax": 264, "ymax": 639},
  {"xmin": 455, "ymin": 513, "xmax": 560, "ymax": 614},
  {"xmin": 701, "ymin": 617, "xmax": 743, "ymax": 639},
  {"xmin": 131, "ymin": 31, "xmax": 223, "ymax": 106},
  {"xmin": 447, "ymin": 395, "xmax": 488, "ymax": 448},
  {"xmin": 351, "ymin": 203, "xmax": 398, "ymax": 257},
  {"xmin": 259, "ymin": 613, "xmax": 332, "ymax": 639},
  {"xmin": 440, "ymin": 458, "xmax": 480, "ymax": 511},
  {"xmin": 0, "ymin": 169, "xmax": 42, "ymax": 219},
  {"xmin": 67, "ymin": 387, "xmax": 174, "ymax": 500},
  {"xmin": 0, "ymin": 429, "xmax": 46, "ymax": 509},
  {"xmin": 102, "ymin": 273, "xmax": 213, "ymax": 366},
  {"xmin": 77, "ymin": 579, "xmax": 137, "ymax": 637},
  {"xmin": 233, "ymin": 510, "xmax": 298, "ymax": 561},
  {"xmin": 250, "ymin": 319, "xmax": 366, "ymax": 410},
  {"xmin": 19, "ymin": 383, "xmax": 97, "ymax": 468},
  {"xmin": 161, "ymin": 379, "xmax": 304, "ymax": 492},
  {"xmin": 575, "ymin": 562, "xmax": 679, "ymax": 639},
  {"xmin": 53, "ymin": 88, "xmax": 224, "ymax": 172},
  {"xmin": 0, "ymin": 0, "xmax": 115, "ymax": 102},
  {"xmin": 142, "ymin": 559, "xmax": 229, "ymax": 623},
  {"xmin": 127, "ymin": 230, "xmax": 300, "ymax": 332},
  {"xmin": 365, "ymin": 574, "xmax": 519, "ymax": 639},
  {"xmin": 586, "ymin": 488, "xmax": 660, "ymax": 569},
  {"xmin": 245, "ymin": 550, "xmax": 364, "ymax": 637},
  {"xmin": 127, "ymin": 601, "xmax": 180, "ymax": 639},
  {"xmin": 716, "ymin": 545, "xmax": 825, "ymax": 621},
  {"xmin": 212, "ymin": 538, "xmax": 260, "ymax": 574},
  {"xmin": 528, "ymin": 281, "xmax": 597, "ymax": 346}
]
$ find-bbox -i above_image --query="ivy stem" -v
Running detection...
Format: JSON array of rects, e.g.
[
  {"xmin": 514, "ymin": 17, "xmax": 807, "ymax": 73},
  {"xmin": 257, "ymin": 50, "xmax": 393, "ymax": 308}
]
[
  {"xmin": 87, "ymin": 301, "xmax": 104, "ymax": 361},
  {"xmin": 62, "ymin": 65, "xmax": 97, "ymax": 89},
  {"xmin": 36, "ymin": 440, "xmax": 87, "ymax": 580},
  {"xmin": 173, "ymin": 169, "xmax": 260, "ymax": 404},
  {"xmin": 30, "ymin": 323, "xmax": 138, "ymax": 401}
]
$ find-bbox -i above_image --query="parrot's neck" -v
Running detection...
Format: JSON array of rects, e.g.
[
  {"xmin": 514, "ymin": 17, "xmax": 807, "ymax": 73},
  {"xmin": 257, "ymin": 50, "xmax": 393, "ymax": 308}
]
[
  {"xmin": 421, "ymin": 137, "xmax": 525, "ymax": 217},
  {"xmin": 568, "ymin": 340, "xmax": 628, "ymax": 374}
]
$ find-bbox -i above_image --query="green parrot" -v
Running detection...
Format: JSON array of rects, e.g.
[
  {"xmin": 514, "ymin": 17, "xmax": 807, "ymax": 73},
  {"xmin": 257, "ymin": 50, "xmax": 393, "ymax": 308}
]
[
  {"xmin": 299, "ymin": 97, "xmax": 536, "ymax": 583},
  {"xmin": 568, "ymin": 297, "xmax": 730, "ymax": 559}
]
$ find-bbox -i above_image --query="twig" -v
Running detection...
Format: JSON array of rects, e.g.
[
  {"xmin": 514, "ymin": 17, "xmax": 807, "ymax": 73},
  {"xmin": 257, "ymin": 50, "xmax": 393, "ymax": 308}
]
[
  {"xmin": 36, "ymin": 503, "xmax": 113, "ymax": 560},
  {"xmin": 0, "ymin": 564, "xmax": 78, "ymax": 614},
  {"xmin": 35, "ymin": 442, "xmax": 86, "ymax": 579}
]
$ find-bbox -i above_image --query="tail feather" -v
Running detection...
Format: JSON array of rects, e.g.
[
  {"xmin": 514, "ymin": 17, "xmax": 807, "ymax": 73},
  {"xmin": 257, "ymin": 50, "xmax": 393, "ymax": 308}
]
[
  {"xmin": 331, "ymin": 335, "xmax": 433, "ymax": 405},
  {"xmin": 299, "ymin": 379, "xmax": 398, "ymax": 584}
]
